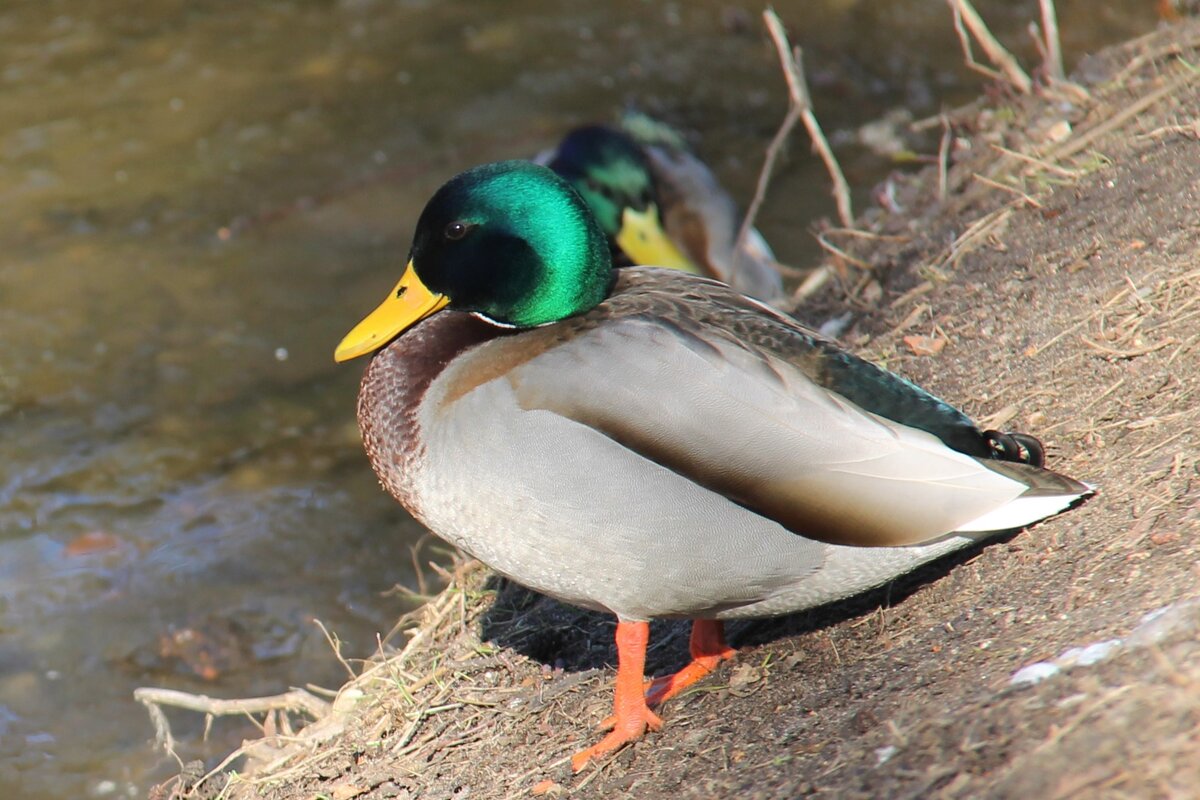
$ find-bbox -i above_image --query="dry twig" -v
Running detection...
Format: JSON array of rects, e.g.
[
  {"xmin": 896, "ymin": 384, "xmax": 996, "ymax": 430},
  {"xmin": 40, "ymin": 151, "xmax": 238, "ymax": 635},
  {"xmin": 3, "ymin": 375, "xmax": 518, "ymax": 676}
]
[
  {"xmin": 134, "ymin": 686, "xmax": 332, "ymax": 774},
  {"xmin": 937, "ymin": 115, "xmax": 953, "ymax": 205},
  {"xmin": 940, "ymin": 205, "xmax": 1014, "ymax": 268},
  {"xmin": 946, "ymin": 0, "xmax": 1033, "ymax": 93},
  {"xmin": 821, "ymin": 227, "xmax": 908, "ymax": 242},
  {"xmin": 1111, "ymin": 35, "xmax": 1200, "ymax": 86},
  {"xmin": 793, "ymin": 266, "xmax": 832, "ymax": 302},
  {"xmin": 815, "ymin": 234, "xmax": 872, "ymax": 271},
  {"xmin": 989, "ymin": 143, "xmax": 1078, "ymax": 178},
  {"xmin": 1037, "ymin": 0, "xmax": 1065, "ymax": 81},
  {"xmin": 134, "ymin": 686, "xmax": 331, "ymax": 719},
  {"xmin": 971, "ymin": 173, "xmax": 1043, "ymax": 207},
  {"xmin": 737, "ymin": 8, "xmax": 853, "ymax": 261}
]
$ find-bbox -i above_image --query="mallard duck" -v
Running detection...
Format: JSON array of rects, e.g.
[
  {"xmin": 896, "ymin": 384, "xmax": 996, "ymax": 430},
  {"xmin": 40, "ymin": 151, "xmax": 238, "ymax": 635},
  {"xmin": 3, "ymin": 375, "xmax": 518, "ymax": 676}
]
[
  {"xmin": 335, "ymin": 161, "xmax": 1091, "ymax": 770},
  {"xmin": 541, "ymin": 115, "xmax": 787, "ymax": 304}
]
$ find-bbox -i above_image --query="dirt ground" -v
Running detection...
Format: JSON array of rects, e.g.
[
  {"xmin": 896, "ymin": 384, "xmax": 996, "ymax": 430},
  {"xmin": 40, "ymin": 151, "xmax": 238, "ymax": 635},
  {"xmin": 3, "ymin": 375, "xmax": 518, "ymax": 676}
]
[{"xmin": 157, "ymin": 21, "xmax": 1200, "ymax": 800}]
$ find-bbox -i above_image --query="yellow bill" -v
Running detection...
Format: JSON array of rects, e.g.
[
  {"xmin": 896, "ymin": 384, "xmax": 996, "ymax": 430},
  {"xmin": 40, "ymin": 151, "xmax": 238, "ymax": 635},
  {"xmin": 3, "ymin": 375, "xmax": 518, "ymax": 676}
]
[
  {"xmin": 615, "ymin": 205, "xmax": 700, "ymax": 273},
  {"xmin": 334, "ymin": 259, "xmax": 449, "ymax": 362}
]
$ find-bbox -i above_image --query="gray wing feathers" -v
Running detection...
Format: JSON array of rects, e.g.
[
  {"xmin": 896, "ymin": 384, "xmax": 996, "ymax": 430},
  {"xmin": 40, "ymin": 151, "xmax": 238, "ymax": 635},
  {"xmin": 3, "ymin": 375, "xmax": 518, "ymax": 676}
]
[{"xmin": 506, "ymin": 316, "xmax": 1047, "ymax": 547}]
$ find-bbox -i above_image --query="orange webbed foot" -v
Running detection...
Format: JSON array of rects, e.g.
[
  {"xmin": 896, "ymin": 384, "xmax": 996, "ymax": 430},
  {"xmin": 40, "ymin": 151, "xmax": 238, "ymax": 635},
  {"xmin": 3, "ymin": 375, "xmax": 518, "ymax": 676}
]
[
  {"xmin": 572, "ymin": 620, "xmax": 657, "ymax": 771},
  {"xmin": 571, "ymin": 702, "xmax": 662, "ymax": 771},
  {"xmin": 573, "ymin": 620, "xmax": 737, "ymax": 771},
  {"xmin": 645, "ymin": 619, "xmax": 736, "ymax": 707}
]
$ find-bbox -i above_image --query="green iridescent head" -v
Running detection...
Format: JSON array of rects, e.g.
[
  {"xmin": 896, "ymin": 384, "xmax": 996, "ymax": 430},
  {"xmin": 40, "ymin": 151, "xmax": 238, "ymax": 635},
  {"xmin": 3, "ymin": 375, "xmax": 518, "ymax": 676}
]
[
  {"xmin": 547, "ymin": 124, "xmax": 699, "ymax": 274},
  {"xmin": 548, "ymin": 125, "xmax": 655, "ymax": 238},
  {"xmin": 334, "ymin": 161, "xmax": 613, "ymax": 361},
  {"xmin": 411, "ymin": 160, "xmax": 614, "ymax": 326}
]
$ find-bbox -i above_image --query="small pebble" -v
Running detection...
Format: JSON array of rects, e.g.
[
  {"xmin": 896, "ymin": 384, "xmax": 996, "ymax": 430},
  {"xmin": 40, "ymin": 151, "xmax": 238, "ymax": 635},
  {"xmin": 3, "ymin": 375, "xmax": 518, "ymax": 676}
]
[
  {"xmin": 874, "ymin": 745, "xmax": 898, "ymax": 765},
  {"xmin": 1010, "ymin": 661, "xmax": 1059, "ymax": 686},
  {"xmin": 1058, "ymin": 639, "xmax": 1122, "ymax": 668}
]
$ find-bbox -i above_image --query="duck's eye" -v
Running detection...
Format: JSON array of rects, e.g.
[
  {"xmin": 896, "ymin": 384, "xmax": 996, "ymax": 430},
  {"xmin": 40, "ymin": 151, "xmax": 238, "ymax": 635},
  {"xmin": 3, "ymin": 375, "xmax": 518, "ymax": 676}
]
[
  {"xmin": 444, "ymin": 221, "xmax": 470, "ymax": 241},
  {"xmin": 585, "ymin": 178, "xmax": 613, "ymax": 202}
]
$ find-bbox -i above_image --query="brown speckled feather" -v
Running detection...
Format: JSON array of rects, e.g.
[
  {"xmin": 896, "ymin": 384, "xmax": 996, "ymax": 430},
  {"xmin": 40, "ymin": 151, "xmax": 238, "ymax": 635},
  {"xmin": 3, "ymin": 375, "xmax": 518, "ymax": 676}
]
[{"xmin": 358, "ymin": 312, "xmax": 502, "ymax": 513}]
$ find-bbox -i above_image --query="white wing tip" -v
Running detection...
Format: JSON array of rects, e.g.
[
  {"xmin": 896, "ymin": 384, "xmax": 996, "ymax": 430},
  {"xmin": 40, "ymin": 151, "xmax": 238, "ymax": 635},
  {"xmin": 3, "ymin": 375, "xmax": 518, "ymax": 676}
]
[{"xmin": 956, "ymin": 484, "xmax": 1095, "ymax": 533}]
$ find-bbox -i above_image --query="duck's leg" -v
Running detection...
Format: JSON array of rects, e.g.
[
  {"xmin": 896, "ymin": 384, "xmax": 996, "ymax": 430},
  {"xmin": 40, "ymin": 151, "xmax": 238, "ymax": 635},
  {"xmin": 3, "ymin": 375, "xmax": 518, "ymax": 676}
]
[
  {"xmin": 571, "ymin": 620, "xmax": 663, "ymax": 771},
  {"xmin": 644, "ymin": 619, "xmax": 736, "ymax": 707}
]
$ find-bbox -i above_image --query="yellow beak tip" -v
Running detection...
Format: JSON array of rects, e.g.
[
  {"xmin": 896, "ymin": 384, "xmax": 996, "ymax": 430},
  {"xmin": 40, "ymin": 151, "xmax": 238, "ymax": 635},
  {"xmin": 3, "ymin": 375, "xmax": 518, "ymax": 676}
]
[
  {"xmin": 334, "ymin": 260, "xmax": 449, "ymax": 364},
  {"xmin": 333, "ymin": 333, "xmax": 375, "ymax": 363},
  {"xmin": 617, "ymin": 206, "xmax": 698, "ymax": 273}
]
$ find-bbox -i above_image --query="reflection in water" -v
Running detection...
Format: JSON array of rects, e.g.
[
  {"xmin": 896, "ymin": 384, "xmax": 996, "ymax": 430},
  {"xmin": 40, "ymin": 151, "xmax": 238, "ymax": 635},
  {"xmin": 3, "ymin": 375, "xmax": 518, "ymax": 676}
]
[{"xmin": 0, "ymin": 1, "xmax": 1155, "ymax": 796}]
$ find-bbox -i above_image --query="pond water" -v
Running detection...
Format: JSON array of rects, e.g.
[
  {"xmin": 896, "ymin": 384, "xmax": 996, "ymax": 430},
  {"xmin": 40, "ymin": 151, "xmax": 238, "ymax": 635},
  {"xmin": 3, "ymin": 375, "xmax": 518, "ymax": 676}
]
[{"xmin": 0, "ymin": 1, "xmax": 1158, "ymax": 797}]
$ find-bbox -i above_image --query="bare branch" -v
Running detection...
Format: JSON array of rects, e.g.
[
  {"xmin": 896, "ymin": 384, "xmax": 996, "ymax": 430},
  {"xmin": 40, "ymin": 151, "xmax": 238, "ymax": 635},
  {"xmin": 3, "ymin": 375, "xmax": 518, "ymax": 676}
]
[
  {"xmin": 738, "ymin": 8, "xmax": 854, "ymax": 262},
  {"xmin": 937, "ymin": 114, "xmax": 953, "ymax": 205},
  {"xmin": 1038, "ymin": 0, "xmax": 1065, "ymax": 81},
  {"xmin": 945, "ymin": 0, "xmax": 1033, "ymax": 93},
  {"xmin": 134, "ymin": 687, "xmax": 331, "ymax": 720},
  {"xmin": 133, "ymin": 685, "xmax": 332, "ymax": 779}
]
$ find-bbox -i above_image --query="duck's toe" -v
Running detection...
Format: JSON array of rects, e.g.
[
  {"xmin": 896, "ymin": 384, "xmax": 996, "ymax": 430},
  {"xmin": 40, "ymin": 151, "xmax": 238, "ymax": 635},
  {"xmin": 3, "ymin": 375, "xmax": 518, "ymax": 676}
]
[
  {"xmin": 571, "ymin": 703, "xmax": 662, "ymax": 771},
  {"xmin": 572, "ymin": 620, "xmax": 663, "ymax": 771},
  {"xmin": 645, "ymin": 619, "xmax": 737, "ymax": 707}
]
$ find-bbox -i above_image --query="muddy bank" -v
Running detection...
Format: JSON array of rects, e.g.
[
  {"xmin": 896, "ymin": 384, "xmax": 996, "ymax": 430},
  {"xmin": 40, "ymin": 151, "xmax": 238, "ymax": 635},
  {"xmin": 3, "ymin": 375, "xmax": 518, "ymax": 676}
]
[{"xmin": 158, "ymin": 20, "xmax": 1200, "ymax": 800}]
